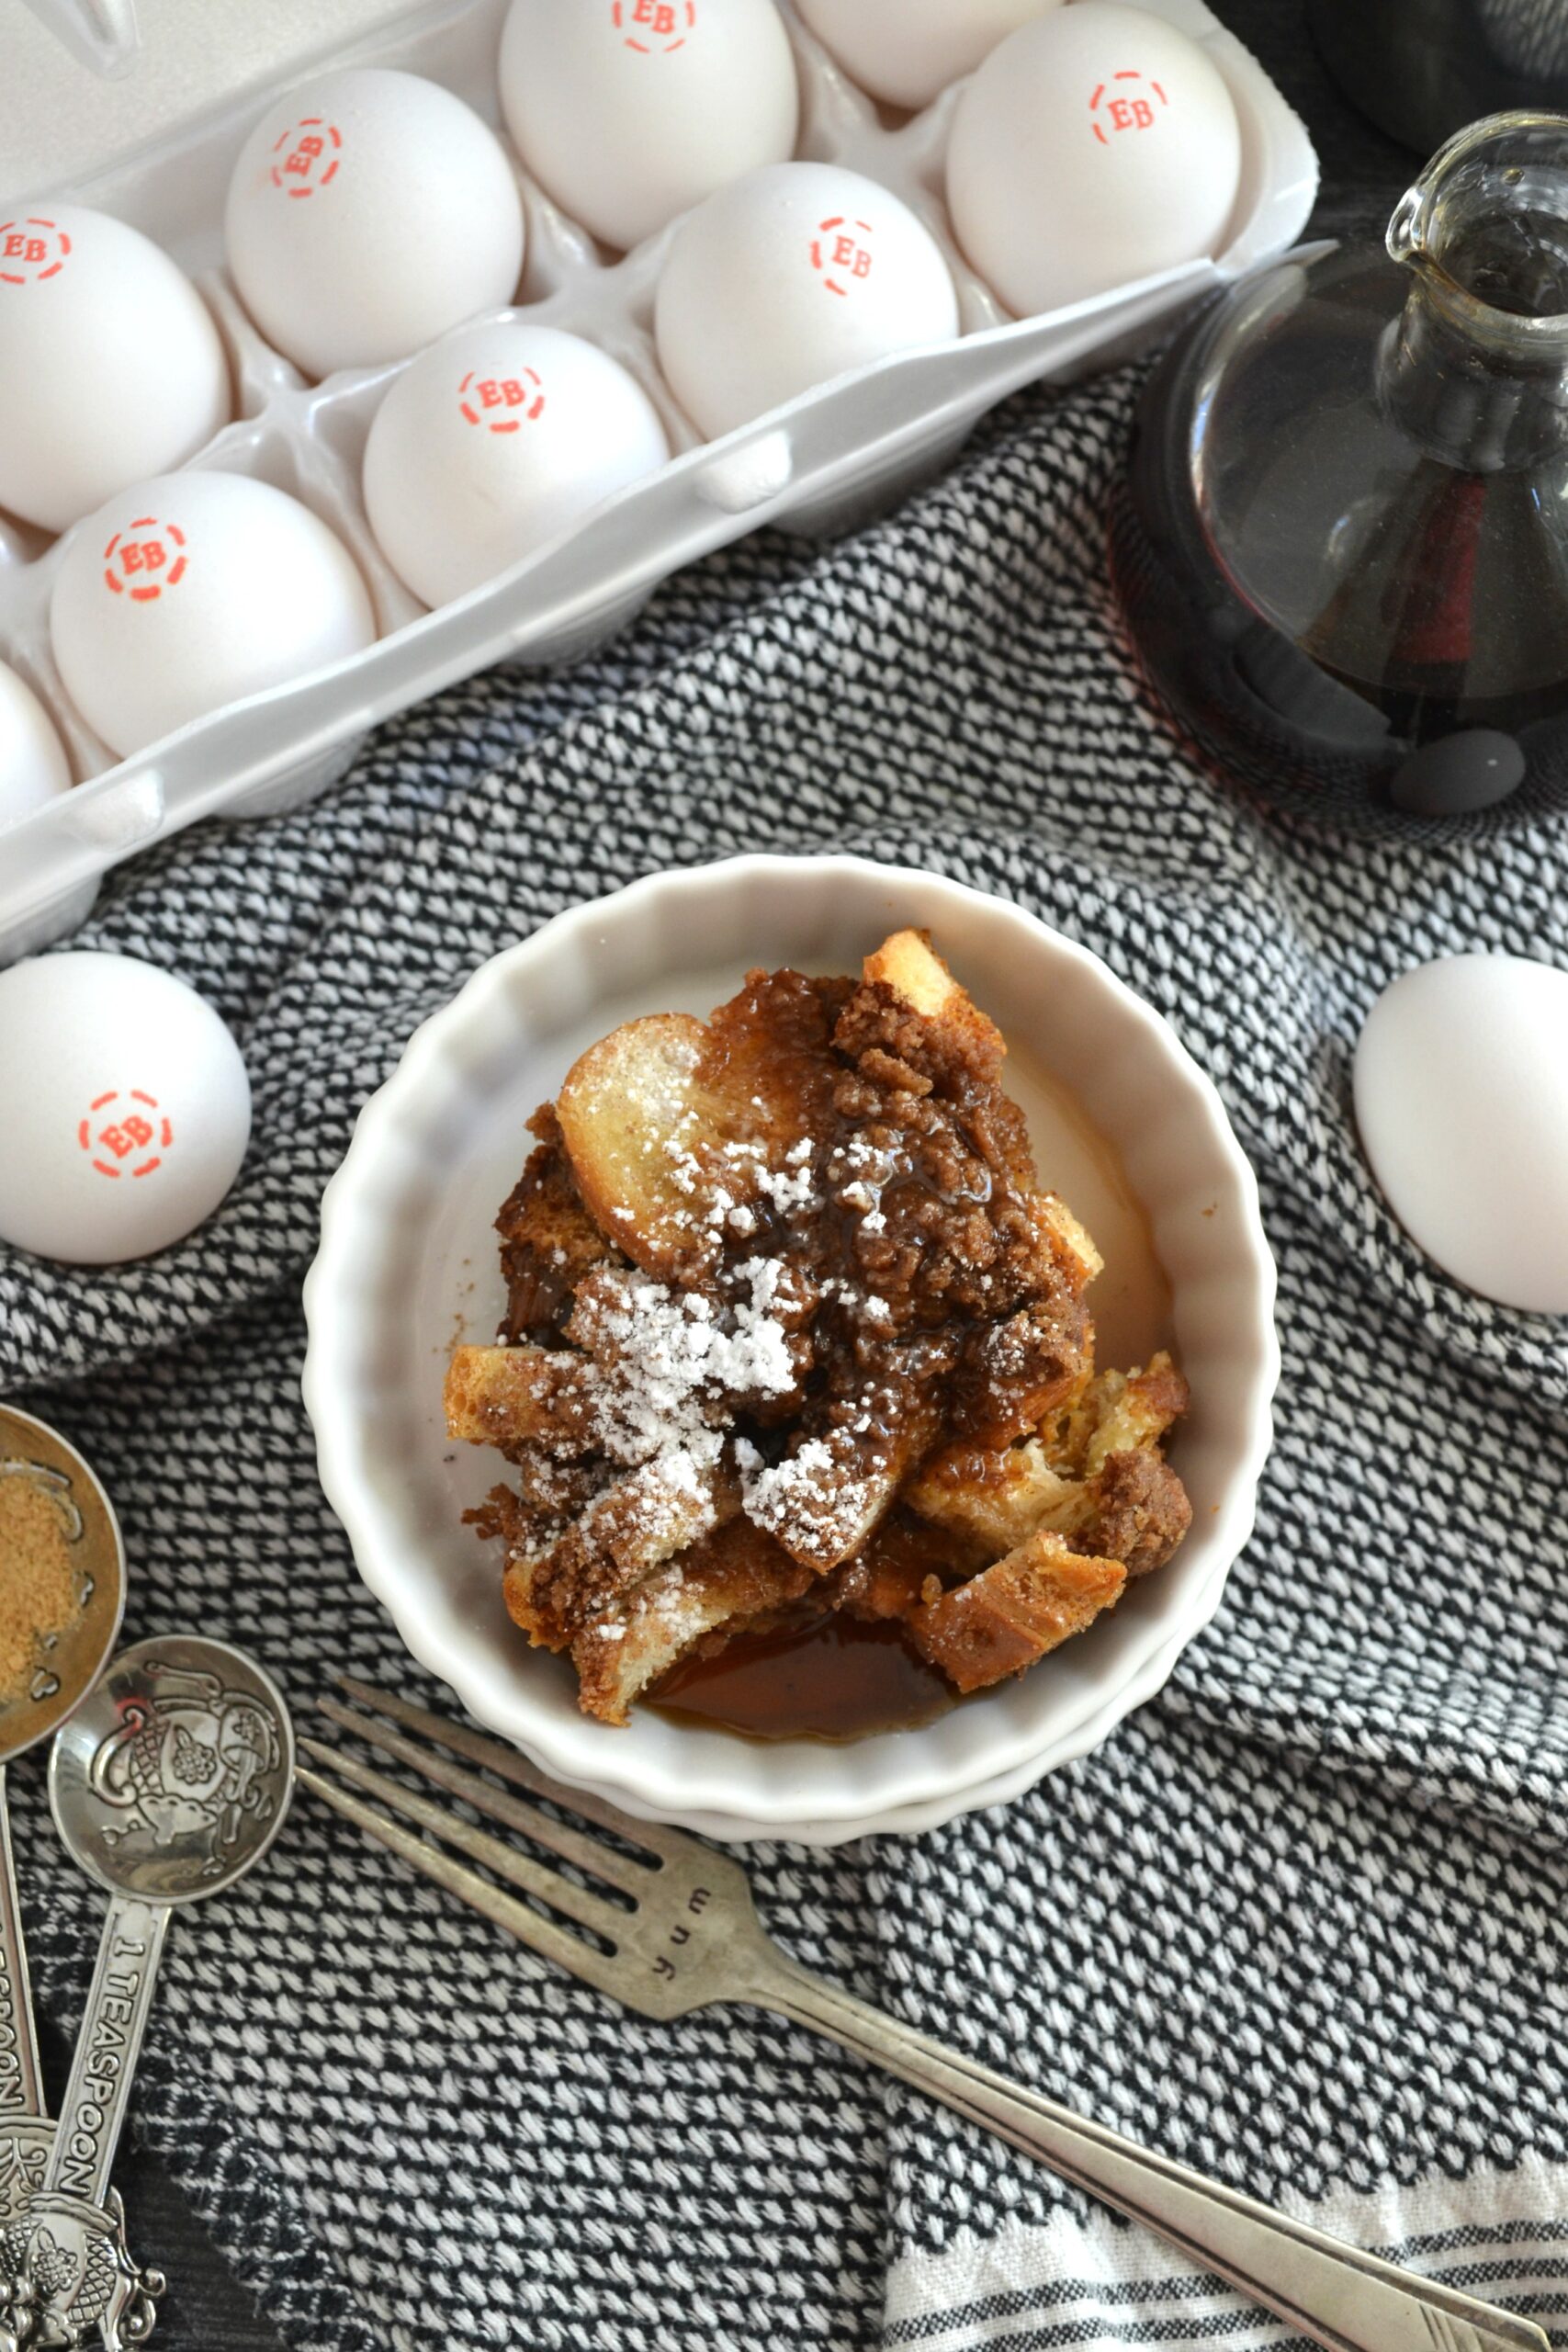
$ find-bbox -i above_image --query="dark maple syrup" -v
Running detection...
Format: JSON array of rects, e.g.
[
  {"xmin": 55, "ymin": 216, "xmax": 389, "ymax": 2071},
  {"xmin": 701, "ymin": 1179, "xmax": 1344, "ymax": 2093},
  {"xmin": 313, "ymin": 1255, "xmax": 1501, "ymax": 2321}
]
[
  {"xmin": 1112, "ymin": 115, "xmax": 1568, "ymax": 824},
  {"xmin": 651, "ymin": 1611, "xmax": 954, "ymax": 1742}
]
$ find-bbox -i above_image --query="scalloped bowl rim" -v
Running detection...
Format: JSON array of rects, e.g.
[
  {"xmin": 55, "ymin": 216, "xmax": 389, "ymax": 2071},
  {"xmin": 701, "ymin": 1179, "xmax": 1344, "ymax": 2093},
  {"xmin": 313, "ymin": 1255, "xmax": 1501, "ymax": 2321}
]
[{"xmin": 303, "ymin": 856, "xmax": 1279, "ymax": 1841}]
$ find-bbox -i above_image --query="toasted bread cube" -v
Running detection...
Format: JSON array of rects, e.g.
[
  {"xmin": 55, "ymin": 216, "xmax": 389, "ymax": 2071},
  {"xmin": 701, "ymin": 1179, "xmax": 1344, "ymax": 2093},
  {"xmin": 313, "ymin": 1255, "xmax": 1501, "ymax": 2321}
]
[
  {"xmin": 1083, "ymin": 1351, "xmax": 1190, "ymax": 1476},
  {"xmin": 556, "ymin": 1013, "xmax": 716, "ymax": 1282},
  {"xmin": 571, "ymin": 1519, "xmax": 814, "ymax": 1726},
  {"xmin": 907, "ymin": 1434, "xmax": 1092, "ymax": 1558},
  {"xmin": 953, "ymin": 1295, "xmax": 1092, "ymax": 1449},
  {"xmin": 501, "ymin": 1561, "xmax": 570, "ymax": 1653},
  {"xmin": 467, "ymin": 1454, "xmax": 606, "ymax": 1551},
  {"xmin": 862, "ymin": 928, "xmax": 1006, "ymax": 1069},
  {"xmin": 909, "ymin": 1531, "xmax": 1126, "ymax": 1693},
  {"xmin": 1091, "ymin": 1449, "xmax": 1192, "ymax": 1578},
  {"xmin": 863, "ymin": 928, "xmax": 958, "ymax": 1018},
  {"xmin": 444, "ymin": 1345, "xmax": 596, "ymax": 1459},
  {"xmin": 742, "ymin": 1387, "xmax": 942, "ymax": 1574},
  {"xmin": 510, "ymin": 1447, "xmax": 741, "ymax": 1645},
  {"xmin": 496, "ymin": 1114, "xmax": 615, "ymax": 1340},
  {"xmin": 1040, "ymin": 1351, "xmax": 1100, "ymax": 1473},
  {"xmin": 1036, "ymin": 1192, "xmax": 1103, "ymax": 1287}
]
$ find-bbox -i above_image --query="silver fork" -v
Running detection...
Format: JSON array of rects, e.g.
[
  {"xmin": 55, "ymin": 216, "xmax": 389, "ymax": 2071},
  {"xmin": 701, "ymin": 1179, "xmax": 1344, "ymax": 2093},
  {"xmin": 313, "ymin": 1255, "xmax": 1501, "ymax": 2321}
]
[{"xmin": 302, "ymin": 1679, "xmax": 1548, "ymax": 2352}]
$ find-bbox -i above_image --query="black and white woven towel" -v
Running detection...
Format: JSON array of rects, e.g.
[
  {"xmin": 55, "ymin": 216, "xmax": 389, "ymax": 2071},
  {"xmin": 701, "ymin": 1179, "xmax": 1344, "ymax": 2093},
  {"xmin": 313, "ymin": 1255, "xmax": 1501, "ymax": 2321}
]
[{"xmin": 4, "ymin": 358, "xmax": 1568, "ymax": 2352}]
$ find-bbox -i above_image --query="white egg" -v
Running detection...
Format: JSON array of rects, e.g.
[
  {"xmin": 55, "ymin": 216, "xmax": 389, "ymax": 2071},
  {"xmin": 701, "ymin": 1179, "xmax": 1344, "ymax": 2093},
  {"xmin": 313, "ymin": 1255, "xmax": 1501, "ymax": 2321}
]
[
  {"xmin": 0, "ymin": 205, "xmax": 229, "ymax": 535},
  {"xmin": 225, "ymin": 68, "xmax": 525, "ymax": 379},
  {"xmin": 946, "ymin": 3, "xmax": 1243, "ymax": 318},
  {"xmin": 795, "ymin": 0, "xmax": 1065, "ymax": 111},
  {"xmin": 499, "ymin": 0, "xmax": 798, "ymax": 253},
  {"xmin": 363, "ymin": 322, "xmax": 670, "ymax": 610},
  {"xmin": 0, "ymin": 662, "xmax": 72, "ymax": 831},
  {"xmin": 1354, "ymin": 955, "xmax": 1568, "ymax": 1315},
  {"xmin": 50, "ymin": 470, "xmax": 377, "ymax": 759},
  {"xmin": 0, "ymin": 952, "xmax": 251, "ymax": 1264},
  {"xmin": 656, "ymin": 163, "xmax": 959, "ymax": 438}
]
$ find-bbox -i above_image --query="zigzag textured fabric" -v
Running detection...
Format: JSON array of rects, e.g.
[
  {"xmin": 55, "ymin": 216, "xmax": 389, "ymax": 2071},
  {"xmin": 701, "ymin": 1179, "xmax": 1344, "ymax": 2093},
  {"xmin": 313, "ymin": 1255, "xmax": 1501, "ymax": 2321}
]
[{"xmin": 4, "ymin": 368, "xmax": 1567, "ymax": 2352}]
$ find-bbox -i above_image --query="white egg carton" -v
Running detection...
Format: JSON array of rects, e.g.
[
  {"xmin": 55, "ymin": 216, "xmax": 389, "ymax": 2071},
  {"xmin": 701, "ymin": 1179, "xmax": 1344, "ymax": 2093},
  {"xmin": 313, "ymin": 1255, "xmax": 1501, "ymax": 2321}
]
[{"xmin": 0, "ymin": 0, "xmax": 1316, "ymax": 963}]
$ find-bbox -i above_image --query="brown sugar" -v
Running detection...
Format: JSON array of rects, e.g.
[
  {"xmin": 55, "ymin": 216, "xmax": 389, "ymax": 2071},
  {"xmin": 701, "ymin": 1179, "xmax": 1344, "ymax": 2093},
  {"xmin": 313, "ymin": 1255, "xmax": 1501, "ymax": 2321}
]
[{"xmin": 0, "ymin": 1477, "xmax": 81, "ymax": 1707}]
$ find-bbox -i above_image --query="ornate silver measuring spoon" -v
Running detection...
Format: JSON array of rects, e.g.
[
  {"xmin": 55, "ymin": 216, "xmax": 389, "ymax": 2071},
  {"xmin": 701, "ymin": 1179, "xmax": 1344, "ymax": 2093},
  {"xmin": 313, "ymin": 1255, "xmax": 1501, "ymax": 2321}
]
[
  {"xmin": 0, "ymin": 1408, "xmax": 158, "ymax": 2352},
  {"xmin": 0, "ymin": 1408, "xmax": 126, "ymax": 2224},
  {"xmin": 2, "ymin": 1636, "xmax": 292, "ymax": 2352},
  {"xmin": 0, "ymin": 1401, "xmax": 127, "ymax": 2229}
]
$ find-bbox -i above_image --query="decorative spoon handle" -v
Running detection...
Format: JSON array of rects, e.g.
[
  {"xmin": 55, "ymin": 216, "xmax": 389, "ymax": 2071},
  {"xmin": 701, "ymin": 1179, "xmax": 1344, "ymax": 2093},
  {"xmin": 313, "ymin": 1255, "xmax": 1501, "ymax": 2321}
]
[
  {"xmin": 0, "ymin": 1768, "xmax": 44, "ymax": 2126},
  {"xmin": 0, "ymin": 1762, "xmax": 53, "ymax": 2231},
  {"xmin": 0, "ymin": 1894, "xmax": 169, "ymax": 2350},
  {"xmin": 46, "ymin": 1894, "xmax": 168, "ymax": 2211}
]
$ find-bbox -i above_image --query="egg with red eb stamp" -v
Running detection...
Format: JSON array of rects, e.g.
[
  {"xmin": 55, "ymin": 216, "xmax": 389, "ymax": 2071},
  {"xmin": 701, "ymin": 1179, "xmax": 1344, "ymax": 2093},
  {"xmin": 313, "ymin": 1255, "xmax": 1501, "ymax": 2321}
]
[
  {"xmin": 795, "ymin": 0, "xmax": 1065, "ymax": 112},
  {"xmin": 50, "ymin": 471, "xmax": 377, "ymax": 759},
  {"xmin": 655, "ymin": 162, "xmax": 960, "ymax": 439},
  {"xmin": 946, "ymin": 2, "xmax": 1243, "ymax": 318},
  {"xmin": 0, "ymin": 205, "xmax": 230, "ymax": 535},
  {"xmin": 0, "ymin": 953, "xmax": 251, "ymax": 1264},
  {"xmin": 225, "ymin": 68, "xmax": 525, "ymax": 379},
  {"xmin": 0, "ymin": 662, "xmax": 73, "ymax": 833},
  {"xmin": 499, "ymin": 0, "xmax": 799, "ymax": 253},
  {"xmin": 363, "ymin": 322, "xmax": 671, "ymax": 608}
]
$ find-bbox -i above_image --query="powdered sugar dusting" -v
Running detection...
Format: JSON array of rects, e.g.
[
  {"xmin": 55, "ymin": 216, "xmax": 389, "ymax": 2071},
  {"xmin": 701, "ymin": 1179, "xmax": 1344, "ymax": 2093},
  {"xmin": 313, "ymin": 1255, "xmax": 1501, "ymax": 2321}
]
[
  {"xmin": 741, "ymin": 1432, "xmax": 885, "ymax": 1566},
  {"xmin": 579, "ymin": 1261, "xmax": 799, "ymax": 1469}
]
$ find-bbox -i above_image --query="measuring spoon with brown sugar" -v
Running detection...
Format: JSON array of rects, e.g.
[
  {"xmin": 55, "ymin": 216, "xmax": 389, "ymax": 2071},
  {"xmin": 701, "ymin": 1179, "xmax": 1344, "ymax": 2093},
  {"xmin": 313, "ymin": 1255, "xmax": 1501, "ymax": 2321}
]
[
  {"xmin": 0, "ymin": 1407, "xmax": 169, "ymax": 2352},
  {"xmin": 0, "ymin": 1406, "xmax": 126, "ymax": 2233}
]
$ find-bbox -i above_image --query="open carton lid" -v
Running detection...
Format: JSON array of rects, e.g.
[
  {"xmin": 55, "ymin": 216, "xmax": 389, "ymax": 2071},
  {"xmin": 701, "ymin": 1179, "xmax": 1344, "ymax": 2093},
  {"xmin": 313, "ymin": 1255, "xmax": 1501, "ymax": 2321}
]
[{"xmin": 3, "ymin": 0, "xmax": 419, "ymax": 201}]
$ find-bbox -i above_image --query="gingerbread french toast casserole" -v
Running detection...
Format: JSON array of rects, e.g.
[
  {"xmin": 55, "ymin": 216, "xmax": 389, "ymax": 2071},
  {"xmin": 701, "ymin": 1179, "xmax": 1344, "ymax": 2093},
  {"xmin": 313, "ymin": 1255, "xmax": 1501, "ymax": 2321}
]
[{"xmin": 445, "ymin": 930, "xmax": 1192, "ymax": 1728}]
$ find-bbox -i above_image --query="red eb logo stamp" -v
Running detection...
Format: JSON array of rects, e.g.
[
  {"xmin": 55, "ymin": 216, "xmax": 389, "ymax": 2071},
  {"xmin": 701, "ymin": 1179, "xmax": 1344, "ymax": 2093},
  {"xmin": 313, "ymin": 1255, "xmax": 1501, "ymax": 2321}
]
[
  {"xmin": 612, "ymin": 1, "xmax": 696, "ymax": 53},
  {"xmin": 78, "ymin": 1090, "xmax": 173, "ymax": 1182},
  {"xmin": 102, "ymin": 516, "xmax": 187, "ymax": 605},
  {"xmin": 1089, "ymin": 70, "xmax": 1169, "ymax": 142},
  {"xmin": 458, "ymin": 367, "xmax": 546, "ymax": 432},
  {"xmin": 0, "ymin": 217, "xmax": 71, "ymax": 286},
  {"xmin": 269, "ymin": 118, "xmax": 344, "ymax": 197},
  {"xmin": 810, "ymin": 214, "xmax": 874, "ymax": 298}
]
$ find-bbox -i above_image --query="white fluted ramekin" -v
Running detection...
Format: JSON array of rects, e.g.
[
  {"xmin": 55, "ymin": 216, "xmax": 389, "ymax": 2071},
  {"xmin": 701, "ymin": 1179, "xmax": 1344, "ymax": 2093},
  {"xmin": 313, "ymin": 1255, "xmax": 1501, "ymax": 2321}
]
[{"xmin": 303, "ymin": 858, "xmax": 1278, "ymax": 1845}]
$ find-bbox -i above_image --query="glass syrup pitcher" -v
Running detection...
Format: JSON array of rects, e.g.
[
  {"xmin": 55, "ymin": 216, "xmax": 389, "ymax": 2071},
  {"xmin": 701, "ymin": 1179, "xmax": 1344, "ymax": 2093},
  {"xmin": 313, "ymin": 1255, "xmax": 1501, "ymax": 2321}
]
[{"xmin": 1111, "ymin": 110, "xmax": 1568, "ymax": 823}]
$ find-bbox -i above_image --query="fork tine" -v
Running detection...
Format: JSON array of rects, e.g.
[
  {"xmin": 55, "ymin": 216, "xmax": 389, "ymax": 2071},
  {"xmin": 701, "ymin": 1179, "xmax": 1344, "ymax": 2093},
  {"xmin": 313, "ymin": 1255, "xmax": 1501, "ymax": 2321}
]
[
  {"xmin": 299, "ymin": 1738, "xmax": 629, "ymax": 1944},
  {"xmin": 317, "ymin": 1697, "xmax": 650, "ymax": 1897},
  {"xmin": 298, "ymin": 1766, "xmax": 626, "ymax": 2001},
  {"xmin": 334, "ymin": 1675, "xmax": 694, "ymax": 1862}
]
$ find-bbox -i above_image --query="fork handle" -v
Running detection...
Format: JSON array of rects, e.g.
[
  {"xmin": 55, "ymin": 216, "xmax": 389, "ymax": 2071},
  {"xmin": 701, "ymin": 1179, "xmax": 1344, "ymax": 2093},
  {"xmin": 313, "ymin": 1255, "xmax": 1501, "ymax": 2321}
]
[{"xmin": 748, "ymin": 1951, "xmax": 1547, "ymax": 2352}]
